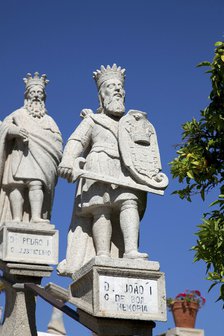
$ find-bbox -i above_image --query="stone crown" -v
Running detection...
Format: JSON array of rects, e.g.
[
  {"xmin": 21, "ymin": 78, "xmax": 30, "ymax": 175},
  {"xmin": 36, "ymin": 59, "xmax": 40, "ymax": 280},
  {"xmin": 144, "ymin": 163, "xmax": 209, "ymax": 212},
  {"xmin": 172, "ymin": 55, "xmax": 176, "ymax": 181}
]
[
  {"xmin": 93, "ymin": 64, "xmax": 125, "ymax": 89},
  {"xmin": 23, "ymin": 72, "xmax": 49, "ymax": 90}
]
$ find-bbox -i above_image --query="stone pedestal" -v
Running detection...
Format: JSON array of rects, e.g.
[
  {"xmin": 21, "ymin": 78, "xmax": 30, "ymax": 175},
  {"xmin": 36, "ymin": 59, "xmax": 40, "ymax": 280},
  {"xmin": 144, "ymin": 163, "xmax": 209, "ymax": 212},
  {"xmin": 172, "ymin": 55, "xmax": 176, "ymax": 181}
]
[
  {"xmin": 70, "ymin": 257, "xmax": 166, "ymax": 322},
  {"xmin": 68, "ymin": 256, "xmax": 166, "ymax": 335},
  {"xmin": 0, "ymin": 221, "xmax": 58, "ymax": 336},
  {"xmin": 0, "ymin": 261, "xmax": 53, "ymax": 336},
  {"xmin": 0, "ymin": 222, "xmax": 58, "ymax": 265},
  {"xmin": 159, "ymin": 328, "xmax": 204, "ymax": 336}
]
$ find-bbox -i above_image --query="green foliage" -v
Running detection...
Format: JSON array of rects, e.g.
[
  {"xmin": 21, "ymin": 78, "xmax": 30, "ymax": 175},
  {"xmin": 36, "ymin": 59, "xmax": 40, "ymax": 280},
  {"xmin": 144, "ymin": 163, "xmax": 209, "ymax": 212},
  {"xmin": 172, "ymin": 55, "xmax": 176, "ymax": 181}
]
[{"xmin": 170, "ymin": 42, "xmax": 224, "ymax": 302}]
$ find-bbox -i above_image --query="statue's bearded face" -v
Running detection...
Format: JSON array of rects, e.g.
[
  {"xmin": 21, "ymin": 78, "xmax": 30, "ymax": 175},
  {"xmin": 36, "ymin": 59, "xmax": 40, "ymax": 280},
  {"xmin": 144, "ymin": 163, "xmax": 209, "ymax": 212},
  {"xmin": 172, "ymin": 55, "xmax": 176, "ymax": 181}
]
[
  {"xmin": 25, "ymin": 84, "xmax": 46, "ymax": 117},
  {"xmin": 100, "ymin": 79, "xmax": 125, "ymax": 117}
]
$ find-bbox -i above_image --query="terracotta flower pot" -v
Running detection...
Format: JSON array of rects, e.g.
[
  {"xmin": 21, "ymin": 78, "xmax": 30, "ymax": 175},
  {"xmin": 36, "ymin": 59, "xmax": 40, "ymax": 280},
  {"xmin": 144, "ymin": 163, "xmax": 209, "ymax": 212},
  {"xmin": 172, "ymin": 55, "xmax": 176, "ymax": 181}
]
[{"xmin": 171, "ymin": 301, "xmax": 199, "ymax": 328}]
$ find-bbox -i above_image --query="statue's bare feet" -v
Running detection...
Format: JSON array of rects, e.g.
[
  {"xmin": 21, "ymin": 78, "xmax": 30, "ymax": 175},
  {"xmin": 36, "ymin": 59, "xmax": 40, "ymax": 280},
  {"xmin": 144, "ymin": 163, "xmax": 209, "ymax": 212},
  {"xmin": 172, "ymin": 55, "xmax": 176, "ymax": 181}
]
[{"xmin": 123, "ymin": 250, "xmax": 148, "ymax": 260}]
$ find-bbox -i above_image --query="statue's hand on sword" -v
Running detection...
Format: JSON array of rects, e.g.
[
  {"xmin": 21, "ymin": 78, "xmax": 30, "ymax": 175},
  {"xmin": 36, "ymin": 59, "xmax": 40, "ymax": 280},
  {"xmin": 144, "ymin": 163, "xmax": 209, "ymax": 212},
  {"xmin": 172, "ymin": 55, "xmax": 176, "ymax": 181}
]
[
  {"xmin": 58, "ymin": 157, "xmax": 86, "ymax": 183},
  {"xmin": 72, "ymin": 157, "xmax": 86, "ymax": 182}
]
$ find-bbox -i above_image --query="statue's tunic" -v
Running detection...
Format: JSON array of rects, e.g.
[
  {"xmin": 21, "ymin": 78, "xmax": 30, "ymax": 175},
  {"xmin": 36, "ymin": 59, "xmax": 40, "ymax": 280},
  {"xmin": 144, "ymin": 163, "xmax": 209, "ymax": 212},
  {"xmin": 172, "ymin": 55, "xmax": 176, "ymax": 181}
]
[
  {"xmin": 67, "ymin": 113, "xmax": 145, "ymax": 215},
  {"xmin": 60, "ymin": 113, "xmax": 146, "ymax": 273},
  {"xmin": 0, "ymin": 108, "xmax": 63, "ymax": 222}
]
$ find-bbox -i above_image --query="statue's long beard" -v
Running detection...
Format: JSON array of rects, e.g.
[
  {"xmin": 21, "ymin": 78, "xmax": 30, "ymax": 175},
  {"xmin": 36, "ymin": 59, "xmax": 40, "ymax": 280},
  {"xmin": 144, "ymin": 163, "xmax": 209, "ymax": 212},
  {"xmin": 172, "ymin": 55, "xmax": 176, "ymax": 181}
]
[
  {"xmin": 103, "ymin": 95, "xmax": 125, "ymax": 117},
  {"xmin": 25, "ymin": 99, "xmax": 46, "ymax": 118}
]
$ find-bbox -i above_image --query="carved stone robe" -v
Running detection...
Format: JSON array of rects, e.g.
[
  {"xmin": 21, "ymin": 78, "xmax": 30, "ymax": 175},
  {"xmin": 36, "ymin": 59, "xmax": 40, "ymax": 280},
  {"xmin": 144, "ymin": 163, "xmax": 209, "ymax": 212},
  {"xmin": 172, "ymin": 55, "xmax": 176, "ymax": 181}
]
[
  {"xmin": 71, "ymin": 113, "xmax": 144, "ymax": 213},
  {"xmin": 0, "ymin": 108, "xmax": 63, "ymax": 222}
]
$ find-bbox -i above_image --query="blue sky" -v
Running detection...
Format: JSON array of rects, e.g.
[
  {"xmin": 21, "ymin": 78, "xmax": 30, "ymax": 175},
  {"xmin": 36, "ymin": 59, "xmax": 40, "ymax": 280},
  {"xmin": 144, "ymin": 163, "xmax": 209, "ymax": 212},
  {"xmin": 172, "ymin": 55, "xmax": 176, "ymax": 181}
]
[{"xmin": 0, "ymin": 1, "xmax": 224, "ymax": 335}]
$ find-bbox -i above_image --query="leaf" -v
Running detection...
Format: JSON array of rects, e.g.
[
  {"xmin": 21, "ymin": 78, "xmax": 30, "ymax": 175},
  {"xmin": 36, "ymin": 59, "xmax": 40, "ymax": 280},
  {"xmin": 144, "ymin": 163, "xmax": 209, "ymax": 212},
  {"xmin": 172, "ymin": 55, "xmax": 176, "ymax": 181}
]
[
  {"xmin": 171, "ymin": 40, "xmax": 224, "ymax": 304},
  {"xmin": 187, "ymin": 171, "xmax": 194, "ymax": 179},
  {"xmin": 216, "ymin": 296, "xmax": 222, "ymax": 302},
  {"xmin": 197, "ymin": 61, "xmax": 211, "ymax": 67},
  {"xmin": 210, "ymin": 199, "xmax": 220, "ymax": 207},
  {"xmin": 220, "ymin": 284, "xmax": 224, "ymax": 299},
  {"xmin": 200, "ymin": 189, "xmax": 205, "ymax": 201},
  {"xmin": 192, "ymin": 161, "xmax": 200, "ymax": 166},
  {"xmin": 215, "ymin": 41, "xmax": 223, "ymax": 46}
]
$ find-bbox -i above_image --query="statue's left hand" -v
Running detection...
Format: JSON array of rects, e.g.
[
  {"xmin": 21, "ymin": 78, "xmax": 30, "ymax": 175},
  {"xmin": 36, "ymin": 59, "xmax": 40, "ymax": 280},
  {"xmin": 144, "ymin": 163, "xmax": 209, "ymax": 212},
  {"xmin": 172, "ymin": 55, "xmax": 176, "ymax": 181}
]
[
  {"xmin": 7, "ymin": 125, "xmax": 29, "ymax": 142},
  {"xmin": 19, "ymin": 128, "xmax": 29, "ymax": 143}
]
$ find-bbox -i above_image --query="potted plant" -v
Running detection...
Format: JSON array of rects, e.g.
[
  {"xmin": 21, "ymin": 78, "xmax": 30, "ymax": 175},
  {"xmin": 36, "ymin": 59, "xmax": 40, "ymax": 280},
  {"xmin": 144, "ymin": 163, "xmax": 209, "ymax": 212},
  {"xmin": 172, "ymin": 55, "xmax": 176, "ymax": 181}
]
[{"xmin": 167, "ymin": 289, "xmax": 206, "ymax": 328}]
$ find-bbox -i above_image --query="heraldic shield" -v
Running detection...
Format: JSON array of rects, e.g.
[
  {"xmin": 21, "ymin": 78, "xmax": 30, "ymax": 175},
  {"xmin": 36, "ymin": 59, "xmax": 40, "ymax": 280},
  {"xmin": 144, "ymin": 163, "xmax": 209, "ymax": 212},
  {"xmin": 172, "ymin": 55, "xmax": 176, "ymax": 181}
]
[{"xmin": 118, "ymin": 110, "xmax": 169, "ymax": 193}]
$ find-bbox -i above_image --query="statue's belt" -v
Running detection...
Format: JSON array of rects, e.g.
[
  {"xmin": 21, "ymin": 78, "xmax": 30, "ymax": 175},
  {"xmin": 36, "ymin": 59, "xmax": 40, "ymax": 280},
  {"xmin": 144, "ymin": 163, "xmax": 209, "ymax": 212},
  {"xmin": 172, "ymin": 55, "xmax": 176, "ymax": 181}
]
[{"xmin": 90, "ymin": 144, "xmax": 120, "ymax": 157}]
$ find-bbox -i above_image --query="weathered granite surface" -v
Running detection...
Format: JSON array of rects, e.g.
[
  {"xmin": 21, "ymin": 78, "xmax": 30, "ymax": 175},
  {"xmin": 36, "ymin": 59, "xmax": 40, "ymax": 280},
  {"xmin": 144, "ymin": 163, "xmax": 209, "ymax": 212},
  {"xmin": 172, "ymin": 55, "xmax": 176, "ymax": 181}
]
[
  {"xmin": 0, "ymin": 262, "xmax": 53, "ymax": 336},
  {"xmin": 45, "ymin": 282, "xmax": 70, "ymax": 302},
  {"xmin": 72, "ymin": 256, "xmax": 160, "ymax": 280},
  {"xmin": 0, "ymin": 72, "xmax": 62, "ymax": 336},
  {"xmin": 0, "ymin": 260, "xmax": 53, "ymax": 277},
  {"xmin": 69, "ymin": 256, "xmax": 166, "ymax": 322},
  {"xmin": 0, "ymin": 280, "xmax": 37, "ymax": 336},
  {"xmin": 0, "ymin": 72, "xmax": 62, "ymax": 224},
  {"xmin": 0, "ymin": 221, "xmax": 58, "ymax": 265},
  {"xmin": 159, "ymin": 327, "xmax": 204, "ymax": 336},
  {"xmin": 57, "ymin": 64, "xmax": 168, "ymax": 276},
  {"xmin": 44, "ymin": 274, "xmax": 159, "ymax": 335}
]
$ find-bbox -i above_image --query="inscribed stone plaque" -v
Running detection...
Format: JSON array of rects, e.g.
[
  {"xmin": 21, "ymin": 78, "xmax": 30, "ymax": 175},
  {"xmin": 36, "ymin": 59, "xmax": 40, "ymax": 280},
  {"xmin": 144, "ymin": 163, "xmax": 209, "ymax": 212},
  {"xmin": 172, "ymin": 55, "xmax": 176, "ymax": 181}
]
[
  {"xmin": 0, "ymin": 223, "xmax": 58, "ymax": 265},
  {"xmin": 69, "ymin": 257, "xmax": 167, "ymax": 321},
  {"xmin": 8, "ymin": 232, "xmax": 53, "ymax": 260},
  {"xmin": 99, "ymin": 275, "xmax": 159, "ymax": 315}
]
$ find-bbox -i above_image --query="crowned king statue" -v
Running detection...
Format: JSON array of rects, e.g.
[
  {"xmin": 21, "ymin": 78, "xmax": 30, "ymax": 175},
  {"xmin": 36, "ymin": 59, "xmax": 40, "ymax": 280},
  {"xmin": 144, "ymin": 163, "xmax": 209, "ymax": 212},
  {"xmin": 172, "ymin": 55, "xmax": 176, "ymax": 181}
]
[
  {"xmin": 57, "ymin": 64, "xmax": 168, "ymax": 276},
  {"xmin": 0, "ymin": 73, "xmax": 62, "ymax": 224}
]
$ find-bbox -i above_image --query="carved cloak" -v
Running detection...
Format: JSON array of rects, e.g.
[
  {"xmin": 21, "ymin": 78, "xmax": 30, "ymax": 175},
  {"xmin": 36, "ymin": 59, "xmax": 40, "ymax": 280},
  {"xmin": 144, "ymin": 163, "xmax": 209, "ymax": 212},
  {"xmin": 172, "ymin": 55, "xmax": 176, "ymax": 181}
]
[{"xmin": 0, "ymin": 108, "xmax": 63, "ymax": 222}]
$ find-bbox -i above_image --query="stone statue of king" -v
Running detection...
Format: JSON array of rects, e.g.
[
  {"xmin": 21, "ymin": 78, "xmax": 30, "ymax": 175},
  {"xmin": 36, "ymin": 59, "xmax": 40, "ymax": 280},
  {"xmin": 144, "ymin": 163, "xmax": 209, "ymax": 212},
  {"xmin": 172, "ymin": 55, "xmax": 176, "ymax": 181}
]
[
  {"xmin": 58, "ymin": 64, "xmax": 168, "ymax": 276},
  {"xmin": 0, "ymin": 72, "xmax": 63, "ymax": 224}
]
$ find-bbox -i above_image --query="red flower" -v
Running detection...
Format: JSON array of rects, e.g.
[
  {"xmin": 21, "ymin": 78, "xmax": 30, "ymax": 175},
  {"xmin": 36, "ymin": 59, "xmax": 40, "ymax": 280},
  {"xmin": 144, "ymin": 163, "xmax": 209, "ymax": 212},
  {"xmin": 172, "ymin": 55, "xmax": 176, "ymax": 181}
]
[
  {"xmin": 176, "ymin": 293, "xmax": 186, "ymax": 298},
  {"xmin": 167, "ymin": 289, "xmax": 206, "ymax": 310},
  {"xmin": 194, "ymin": 290, "xmax": 201, "ymax": 296}
]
